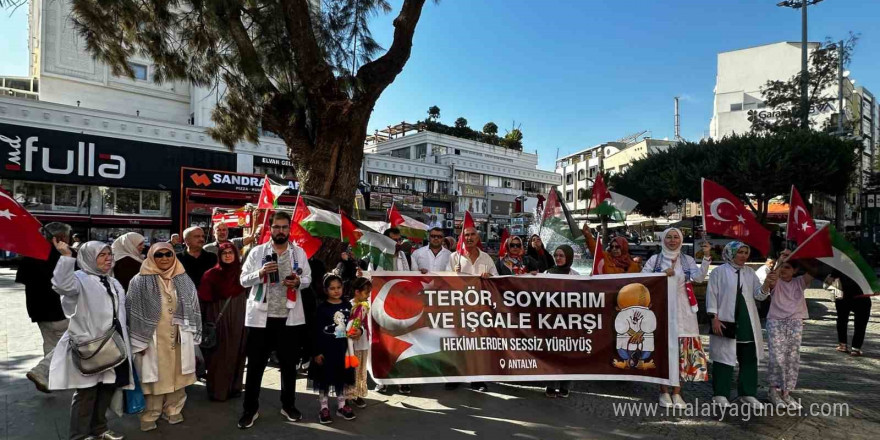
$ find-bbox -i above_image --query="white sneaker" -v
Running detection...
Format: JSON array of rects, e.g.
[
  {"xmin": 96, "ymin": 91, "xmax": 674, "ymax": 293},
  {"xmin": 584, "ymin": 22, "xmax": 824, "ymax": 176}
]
[
  {"xmin": 741, "ymin": 396, "xmax": 763, "ymax": 410},
  {"xmin": 769, "ymin": 388, "xmax": 785, "ymax": 407},
  {"xmin": 671, "ymin": 393, "xmax": 688, "ymax": 409},
  {"xmin": 783, "ymin": 394, "xmax": 802, "ymax": 410},
  {"xmin": 712, "ymin": 396, "xmax": 731, "ymax": 408},
  {"xmin": 658, "ymin": 393, "xmax": 673, "ymax": 408}
]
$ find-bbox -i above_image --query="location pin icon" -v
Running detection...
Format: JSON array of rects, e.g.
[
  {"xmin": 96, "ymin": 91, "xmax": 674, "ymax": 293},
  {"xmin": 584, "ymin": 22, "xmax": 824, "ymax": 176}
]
[{"xmin": 499, "ymin": 359, "xmax": 506, "ymax": 369}]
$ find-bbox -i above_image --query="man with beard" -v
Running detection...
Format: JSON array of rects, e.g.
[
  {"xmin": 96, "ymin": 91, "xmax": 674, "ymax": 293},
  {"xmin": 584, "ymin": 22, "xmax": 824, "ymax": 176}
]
[
  {"xmin": 238, "ymin": 211, "xmax": 314, "ymax": 429},
  {"xmin": 203, "ymin": 222, "xmax": 257, "ymax": 254},
  {"xmin": 177, "ymin": 226, "xmax": 218, "ymax": 289}
]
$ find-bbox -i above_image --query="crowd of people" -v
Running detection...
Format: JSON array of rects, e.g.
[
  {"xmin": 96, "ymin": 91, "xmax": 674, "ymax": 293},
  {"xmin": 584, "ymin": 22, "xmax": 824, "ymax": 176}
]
[{"xmin": 13, "ymin": 217, "xmax": 873, "ymax": 440}]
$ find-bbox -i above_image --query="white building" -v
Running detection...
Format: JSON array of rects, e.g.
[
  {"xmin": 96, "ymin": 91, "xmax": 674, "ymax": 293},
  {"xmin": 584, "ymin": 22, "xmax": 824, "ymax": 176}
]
[
  {"xmin": 362, "ymin": 124, "xmax": 560, "ymax": 234},
  {"xmin": 555, "ymin": 143, "xmax": 623, "ymax": 214},
  {"xmin": 0, "ymin": 0, "xmax": 292, "ymax": 241}
]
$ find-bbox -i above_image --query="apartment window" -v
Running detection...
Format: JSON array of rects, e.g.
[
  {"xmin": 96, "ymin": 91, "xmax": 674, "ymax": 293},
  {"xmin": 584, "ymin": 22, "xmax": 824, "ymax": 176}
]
[
  {"xmin": 577, "ymin": 169, "xmax": 586, "ymax": 181},
  {"xmin": 743, "ymin": 102, "xmax": 757, "ymax": 110},
  {"xmin": 415, "ymin": 144, "xmax": 427, "ymax": 159},
  {"xmin": 565, "ymin": 190, "xmax": 573, "ymax": 203},
  {"xmin": 128, "ymin": 62, "xmax": 148, "ymax": 81},
  {"xmin": 565, "ymin": 173, "xmax": 573, "ymax": 185},
  {"xmin": 730, "ymin": 103, "xmax": 743, "ymax": 112},
  {"xmin": 390, "ymin": 148, "xmax": 411, "ymax": 159},
  {"xmin": 577, "ymin": 188, "xmax": 588, "ymax": 200}
]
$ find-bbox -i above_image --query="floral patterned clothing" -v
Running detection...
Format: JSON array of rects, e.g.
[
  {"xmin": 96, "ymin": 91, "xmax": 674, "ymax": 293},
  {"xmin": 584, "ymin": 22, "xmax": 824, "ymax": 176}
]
[{"xmin": 766, "ymin": 318, "xmax": 804, "ymax": 392}]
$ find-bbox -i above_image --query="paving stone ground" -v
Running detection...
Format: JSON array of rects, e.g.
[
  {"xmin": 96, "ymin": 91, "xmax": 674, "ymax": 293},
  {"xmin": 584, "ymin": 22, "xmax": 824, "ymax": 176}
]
[{"xmin": 1, "ymin": 267, "xmax": 877, "ymax": 439}]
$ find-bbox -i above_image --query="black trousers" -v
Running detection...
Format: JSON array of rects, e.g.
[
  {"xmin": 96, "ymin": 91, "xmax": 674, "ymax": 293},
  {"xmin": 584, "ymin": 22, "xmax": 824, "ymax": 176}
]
[
  {"xmin": 69, "ymin": 383, "xmax": 116, "ymax": 440},
  {"xmin": 836, "ymin": 297, "xmax": 872, "ymax": 349},
  {"xmin": 243, "ymin": 319, "xmax": 306, "ymax": 414}
]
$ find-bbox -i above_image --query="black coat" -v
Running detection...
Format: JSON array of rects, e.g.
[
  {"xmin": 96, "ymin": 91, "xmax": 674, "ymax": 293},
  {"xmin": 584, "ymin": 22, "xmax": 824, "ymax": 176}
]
[{"xmin": 15, "ymin": 247, "xmax": 66, "ymax": 323}]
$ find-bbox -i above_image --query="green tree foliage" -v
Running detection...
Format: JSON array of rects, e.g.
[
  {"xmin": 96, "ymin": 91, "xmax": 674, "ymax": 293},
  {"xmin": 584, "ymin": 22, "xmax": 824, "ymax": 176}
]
[
  {"xmin": 427, "ymin": 105, "xmax": 441, "ymax": 121},
  {"xmin": 611, "ymin": 132, "xmax": 858, "ymax": 222},
  {"xmin": 483, "ymin": 122, "xmax": 498, "ymax": 136},
  {"xmin": 454, "ymin": 117, "xmax": 468, "ymax": 129},
  {"xmin": 749, "ymin": 35, "xmax": 858, "ymax": 134},
  {"xmin": 501, "ymin": 128, "xmax": 524, "ymax": 151},
  {"xmin": 66, "ymin": 0, "xmax": 431, "ymax": 210}
]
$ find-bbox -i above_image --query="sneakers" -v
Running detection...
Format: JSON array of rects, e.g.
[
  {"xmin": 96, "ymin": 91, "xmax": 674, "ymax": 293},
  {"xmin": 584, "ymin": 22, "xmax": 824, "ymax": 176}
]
[
  {"xmin": 96, "ymin": 430, "xmax": 125, "ymax": 440},
  {"xmin": 319, "ymin": 408, "xmax": 333, "ymax": 424},
  {"xmin": 557, "ymin": 388, "xmax": 570, "ymax": 398},
  {"xmin": 336, "ymin": 405, "xmax": 356, "ymax": 421},
  {"xmin": 374, "ymin": 384, "xmax": 390, "ymax": 394},
  {"xmin": 280, "ymin": 406, "xmax": 303, "ymax": 422},
  {"xmin": 237, "ymin": 411, "xmax": 259, "ymax": 429},
  {"xmin": 352, "ymin": 397, "xmax": 367, "ymax": 408},
  {"xmin": 671, "ymin": 393, "xmax": 687, "ymax": 409},
  {"xmin": 769, "ymin": 388, "xmax": 785, "ymax": 407},
  {"xmin": 25, "ymin": 372, "xmax": 50, "ymax": 394},
  {"xmin": 712, "ymin": 396, "xmax": 731, "ymax": 408},
  {"xmin": 784, "ymin": 394, "xmax": 802, "ymax": 410},
  {"xmin": 545, "ymin": 387, "xmax": 557, "ymax": 398},
  {"xmin": 161, "ymin": 413, "xmax": 184, "ymax": 424},
  {"xmin": 741, "ymin": 396, "xmax": 763, "ymax": 410},
  {"xmin": 140, "ymin": 420, "xmax": 158, "ymax": 432},
  {"xmin": 658, "ymin": 392, "xmax": 673, "ymax": 408},
  {"xmin": 399, "ymin": 385, "xmax": 412, "ymax": 395}
]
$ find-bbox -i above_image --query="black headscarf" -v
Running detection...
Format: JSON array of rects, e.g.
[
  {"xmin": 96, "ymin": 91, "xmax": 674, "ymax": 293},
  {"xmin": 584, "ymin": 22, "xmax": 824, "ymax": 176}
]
[
  {"xmin": 526, "ymin": 234, "xmax": 554, "ymax": 272},
  {"xmin": 546, "ymin": 244, "xmax": 574, "ymax": 274}
]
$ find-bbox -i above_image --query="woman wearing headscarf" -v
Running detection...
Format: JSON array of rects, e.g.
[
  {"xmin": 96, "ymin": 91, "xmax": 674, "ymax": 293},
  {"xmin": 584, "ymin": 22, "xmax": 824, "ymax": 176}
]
[
  {"xmin": 545, "ymin": 245, "xmax": 579, "ymax": 275},
  {"xmin": 582, "ymin": 226, "xmax": 640, "ymax": 274},
  {"xmin": 126, "ymin": 243, "xmax": 202, "ymax": 432},
  {"xmin": 706, "ymin": 241, "xmax": 774, "ymax": 409},
  {"xmin": 642, "ymin": 228, "xmax": 712, "ymax": 408},
  {"xmin": 197, "ymin": 242, "xmax": 248, "ymax": 402},
  {"xmin": 112, "ymin": 232, "xmax": 145, "ymax": 290},
  {"xmin": 496, "ymin": 236, "xmax": 539, "ymax": 275},
  {"xmin": 50, "ymin": 240, "xmax": 133, "ymax": 440},
  {"xmin": 527, "ymin": 234, "xmax": 555, "ymax": 273}
]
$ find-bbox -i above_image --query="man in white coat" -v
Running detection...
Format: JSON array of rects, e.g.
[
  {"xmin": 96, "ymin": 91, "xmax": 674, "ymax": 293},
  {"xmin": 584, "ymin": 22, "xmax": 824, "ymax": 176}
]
[
  {"xmin": 237, "ymin": 211, "xmax": 313, "ymax": 429},
  {"xmin": 706, "ymin": 241, "xmax": 775, "ymax": 409}
]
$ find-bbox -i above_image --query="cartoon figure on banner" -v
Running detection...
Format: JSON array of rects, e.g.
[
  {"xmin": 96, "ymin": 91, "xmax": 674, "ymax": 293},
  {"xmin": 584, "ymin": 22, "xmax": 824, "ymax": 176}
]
[{"xmin": 612, "ymin": 283, "xmax": 657, "ymax": 370}]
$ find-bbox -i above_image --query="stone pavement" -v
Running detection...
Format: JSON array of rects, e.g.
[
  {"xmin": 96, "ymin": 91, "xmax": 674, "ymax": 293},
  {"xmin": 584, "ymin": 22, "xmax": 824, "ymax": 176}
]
[{"xmin": 1, "ymin": 267, "xmax": 878, "ymax": 439}]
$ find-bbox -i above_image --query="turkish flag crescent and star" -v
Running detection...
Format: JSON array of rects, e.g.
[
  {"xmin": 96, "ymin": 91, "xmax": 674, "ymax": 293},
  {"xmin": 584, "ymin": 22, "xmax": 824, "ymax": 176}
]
[
  {"xmin": 0, "ymin": 189, "xmax": 50, "ymax": 260},
  {"xmin": 701, "ymin": 178, "xmax": 770, "ymax": 256},
  {"xmin": 786, "ymin": 185, "xmax": 817, "ymax": 245}
]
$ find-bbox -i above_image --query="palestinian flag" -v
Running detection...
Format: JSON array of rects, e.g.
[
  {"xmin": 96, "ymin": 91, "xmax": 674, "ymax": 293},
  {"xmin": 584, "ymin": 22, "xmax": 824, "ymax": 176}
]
[
  {"xmin": 788, "ymin": 224, "xmax": 880, "ymax": 297},
  {"xmin": 608, "ymin": 191, "xmax": 639, "ymax": 222},
  {"xmin": 340, "ymin": 209, "xmax": 362, "ymax": 248},
  {"xmin": 300, "ymin": 206, "xmax": 344, "ymax": 239},
  {"xmin": 290, "ymin": 196, "xmax": 321, "ymax": 258},
  {"xmin": 388, "ymin": 203, "xmax": 428, "ymax": 241},
  {"xmin": 587, "ymin": 173, "xmax": 617, "ymax": 218},
  {"xmin": 591, "ymin": 234, "xmax": 606, "ymax": 275},
  {"xmin": 257, "ymin": 175, "xmax": 289, "ymax": 209},
  {"xmin": 540, "ymin": 188, "xmax": 584, "ymax": 242},
  {"xmin": 354, "ymin": 230, "xmax": 398, "ymax": 271}
]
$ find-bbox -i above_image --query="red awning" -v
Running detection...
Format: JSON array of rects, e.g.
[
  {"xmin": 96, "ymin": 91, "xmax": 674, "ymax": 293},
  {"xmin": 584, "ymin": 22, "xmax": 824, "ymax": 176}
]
[
  {"xmin": 34, "ymin": 214, "xmax": 91, "ymax": 224},
  {"xmin": 91, "ymin": 216, "xmax": 172, "ymax": 226}
]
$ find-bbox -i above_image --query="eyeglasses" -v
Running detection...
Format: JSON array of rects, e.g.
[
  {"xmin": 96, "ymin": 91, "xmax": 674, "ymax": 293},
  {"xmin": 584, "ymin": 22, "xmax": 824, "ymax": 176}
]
[
  {"xmin": 430, "ymin": 235, "xmax": 444, "ymax": 239},
  {"xmin": 509, "ymin": 243, "xmax": 522, "ymax": 248},
  {"xmin": 154, "ymin": 251, "xmax": 174, "ymax": 259}
]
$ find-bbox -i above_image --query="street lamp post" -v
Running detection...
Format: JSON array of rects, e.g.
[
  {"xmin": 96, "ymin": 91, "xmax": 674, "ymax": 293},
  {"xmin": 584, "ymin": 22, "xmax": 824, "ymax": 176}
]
[{"xmin": 777, "ymin": 0, "xmax": 825, "ymax": 129}]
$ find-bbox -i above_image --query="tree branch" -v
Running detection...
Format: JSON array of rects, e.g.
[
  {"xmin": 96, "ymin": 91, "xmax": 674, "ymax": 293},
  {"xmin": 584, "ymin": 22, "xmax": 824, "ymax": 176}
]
[
  {"xmin": 354, "ymin": 0, "xmax": 426, "ymax": 108},
  {"xmin": 219, "ymin": 5, "xmax": 279, "ymax": 95},
  {"xmin": 279, "ymin": 0, "xmax": 338, "ymax": 103}
]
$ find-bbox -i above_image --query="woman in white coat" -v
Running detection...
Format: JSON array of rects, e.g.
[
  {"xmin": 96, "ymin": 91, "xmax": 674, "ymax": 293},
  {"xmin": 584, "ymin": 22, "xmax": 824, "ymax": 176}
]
[
  {"xmin": 706, "ymin": 241, "xmax": 775, "ymax": 409},
  {"xmin": 642, "ymin": 228, "xmax": 711, "ymax": 409},
  {"xmin": 126, "ymin": 243, "xmax": 201, "ymax": 432},
  {"xmin": 50, "ymin": 240, "xmax": 133, "ymax": 440}
]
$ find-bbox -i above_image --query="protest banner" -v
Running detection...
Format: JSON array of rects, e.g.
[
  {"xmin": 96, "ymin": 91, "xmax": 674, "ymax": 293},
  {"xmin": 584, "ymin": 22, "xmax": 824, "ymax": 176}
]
[{"xmin": 369, "ymin": 272, "xmax": 679, "ymax": 386}]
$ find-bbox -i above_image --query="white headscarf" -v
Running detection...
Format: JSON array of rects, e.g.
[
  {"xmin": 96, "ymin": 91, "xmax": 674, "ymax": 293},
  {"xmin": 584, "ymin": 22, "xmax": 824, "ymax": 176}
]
[
  {"xmin": 660, "ymin": 227, "xmax": 683, "ymax": 260},
  {"xmin": 112, "ymin": 232, "xmax": 145, "ymax": 263},
  {"xmin": 76, "ymin": 241, "xmax": 113, "ymax": 276}
]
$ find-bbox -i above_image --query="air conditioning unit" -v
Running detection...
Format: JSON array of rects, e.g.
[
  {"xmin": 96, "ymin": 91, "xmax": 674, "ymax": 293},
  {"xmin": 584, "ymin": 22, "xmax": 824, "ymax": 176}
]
[
  {"xmin": 504, "ymin": 181, "xmax": 512, "ymax": 188},
  {"xmin": 444, "ymin": 220, "xmax": 454, "ymax": 229}
]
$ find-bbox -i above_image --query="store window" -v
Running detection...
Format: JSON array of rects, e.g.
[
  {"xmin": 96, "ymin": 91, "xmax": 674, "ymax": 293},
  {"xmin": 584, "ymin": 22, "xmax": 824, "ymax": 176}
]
[
  {"xmin": 116, "ymin": 189, "xmax": 141, "ymax": 214},
  {"xmin": 94, "ymin": 187, "xmax": 171, "ymax": 216},
  {"xmin": 54, "ymin": 185, "xmax": 80, "ymax": 211},
  {"xmin": 13, "ymin": 181, "xmax": 52, "ymax": 210},
  {"xmin": 254, "ymin": 164, "xmax": 296, "ymax": 180}
]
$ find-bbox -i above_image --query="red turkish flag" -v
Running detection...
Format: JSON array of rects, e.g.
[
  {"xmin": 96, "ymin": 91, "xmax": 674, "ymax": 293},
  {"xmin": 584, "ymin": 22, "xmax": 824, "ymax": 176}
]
[
  {"xmin": 786, "ymin": 186, "xmax": 817, "ymax": 245},
  {"xmin": 456, "ymin": 211, "xmax": 475, "ymax": 256},
  {"xmin": 0, "ymin": 189, "xmax": 50, "ymax": 260},
  {"xmin": 387, "ymin": 203, "xmax": 405, "ymax": 228},
  {"xmin": 701, "ymin": 178, "xmax": 770, "ymax": 256},
  {"xmin": 788, "ymin": 224, "xmax": 833, "ymax": 260},
  {"xmin": 497, "ymin": 228, "xmax": 510, "ymax": 258}
]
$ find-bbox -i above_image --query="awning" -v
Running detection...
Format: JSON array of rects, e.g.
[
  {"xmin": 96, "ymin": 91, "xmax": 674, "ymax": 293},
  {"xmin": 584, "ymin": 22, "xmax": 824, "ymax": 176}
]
[{"xmin": 34, "ymin": 214, "xmax": 172, "ymax": 227}]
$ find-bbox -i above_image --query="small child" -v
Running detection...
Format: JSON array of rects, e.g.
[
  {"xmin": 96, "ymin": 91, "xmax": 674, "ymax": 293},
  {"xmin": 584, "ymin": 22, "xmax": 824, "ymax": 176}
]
[
  {"xmin": 345, "ymin": 278, "xmax": 372, "ymax": 408},
  {"xmin": 310, "ymin": 274, "xmax": 356, "ymax": 424}
]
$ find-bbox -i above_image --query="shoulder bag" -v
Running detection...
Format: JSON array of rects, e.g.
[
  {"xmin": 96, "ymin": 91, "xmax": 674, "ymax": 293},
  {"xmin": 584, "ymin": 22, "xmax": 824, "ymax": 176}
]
[
  {"xmin": 71, "ymin": 281, "xmax": 127, "ymax": 376},
  {"xmin": 200, "ymin": 298, "xmax": 233, "ymax": 350}
]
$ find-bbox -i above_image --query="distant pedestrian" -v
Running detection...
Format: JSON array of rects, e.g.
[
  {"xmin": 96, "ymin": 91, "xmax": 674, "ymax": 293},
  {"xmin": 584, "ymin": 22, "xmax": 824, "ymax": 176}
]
[
  {"xmin": 50, "ymin": 240, "xmax": 133, "ymax": 440},
  {"xmin": 197, "ymin": 242, "xmax": 248, "ymax": 402},
  {"xmin": 643, "ymin": 228, "xmax": 712, "ymax": 409},
  {"xmin": 169, "ymin": 234, "xmax": 185, "ymax": 254},
  {"xmin": 15, "ymin": 222, "xmax": 72, "ymax": 394},
  {"xmin": 766, "ymin": 251, "xmax": 811, "ymax": 409},
  {"xmin": 70, "ymin": 233, "xmax": 84, "ymax": 252},
  {"xmin": 126, "ymin": 243, "xmax": 201, "ymax": 432},
  {"xmin": 310, "ymin": 274, "xmax": 357, "ymax": 424},
  {"xmin": 111, "ymin": 232, "xmax": 145, "ymax": 290},
  {"xmin": 830, "ymin": 271, "xmax": 872, "ymax": 357}
]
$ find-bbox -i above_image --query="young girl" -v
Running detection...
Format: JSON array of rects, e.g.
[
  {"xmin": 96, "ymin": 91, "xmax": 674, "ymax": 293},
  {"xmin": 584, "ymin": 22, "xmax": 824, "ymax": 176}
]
[
  {"xmin": 345, "ymin": 277, "xmax": 372, "ymax": 408},
  {"xmin": 310, "ymin": 274, "xmax": 357, "ymax": 424},
  {"xmin": 766, "ymin": 250, "xmax": 811, "ymax": 409}
]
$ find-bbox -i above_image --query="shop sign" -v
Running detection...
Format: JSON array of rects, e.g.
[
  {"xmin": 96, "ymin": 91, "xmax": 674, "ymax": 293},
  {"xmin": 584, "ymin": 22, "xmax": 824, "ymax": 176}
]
[
  {"xmin": 254, "ymin": 155, "xmax": 293, "ymax": 168},
  {"xmin": 372, "ymin": 185, "xmax": 416, "ymax": 196},
  {"xmin": 459, "ymin": 183, "xmax": 486, "ymax": 198},
  {"xmin": 183, "ymin": 167, "xmax": 298, "ymax": 194}
]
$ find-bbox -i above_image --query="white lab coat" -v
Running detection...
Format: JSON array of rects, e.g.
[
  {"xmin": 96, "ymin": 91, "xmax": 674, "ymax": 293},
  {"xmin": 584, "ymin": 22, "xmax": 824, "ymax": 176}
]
[
  {"xmin": 240, "ymin": 242, "xmax": 312, "ymax": 328},
  {"xmin": 48, "ymin": 256, "xmax": 134, "ymax": 391},
  {"xmin": 705, "ymin": 264, "xmax": 770, "ymax": 366}
]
